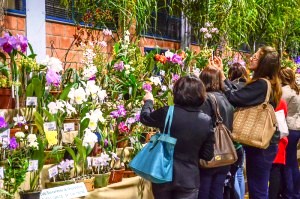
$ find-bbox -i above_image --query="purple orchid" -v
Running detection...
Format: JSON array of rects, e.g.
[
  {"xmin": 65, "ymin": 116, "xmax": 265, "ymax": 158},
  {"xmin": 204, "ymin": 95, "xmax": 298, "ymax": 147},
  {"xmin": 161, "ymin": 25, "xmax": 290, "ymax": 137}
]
[
  {"xmin": 9, "ymin": 137, "xmax": 18, "ymax": 149},
  {"xmin": 110, "ymin": 105, "xmax": 127, "ymax": 118},
  {"xmin": 46, "ymin": 69, "xmax": 61, "ymax": 87},
  {"xmin": 296, "ymin": 67, "xmax": 300, "ymax": 74},
  {"xmin": 104, "ymin": 139, "xmax": 109, "ymax": 147},
  {"xmin": 0, "ymin": 116, "xmax": 7, "ymax": 128},
  {"xmin": 294, "ymin": 56, "xmax": 300, "ymax": 65},
  {"xmin": 110, "ymin": 110, "xmax": 120, "ymax": 118},
  {"xmin": 135, "ymin": 113, "xmax": 140, "ymax": 122},
  {"xmin": 16, "ymin": 34, "xmax": 28, "ymax": 53},
  {"xmin": 172, "ymin": 74, "xmax": 180, "ymax": 82},
  {"xmin": 0, "ymin": 33, "xmax": 16, "ymax": 54},
  {"xmin": 171, "ymin": 54, "xmax": 182, "ymax": 65},
  {"xmin": 126, "ymin": 117, "xmax": 136, "ymax": 125},
  {"xmin": 142, "ymin": 83, "xmax": 152, "ymax": 92},
  {"xmin": 118, "ymin": 122, "xmax": 129, "ymax": 134},
  {"xmin": 114, "ymin": 61, "xmax": 124, "ymax": 71}
]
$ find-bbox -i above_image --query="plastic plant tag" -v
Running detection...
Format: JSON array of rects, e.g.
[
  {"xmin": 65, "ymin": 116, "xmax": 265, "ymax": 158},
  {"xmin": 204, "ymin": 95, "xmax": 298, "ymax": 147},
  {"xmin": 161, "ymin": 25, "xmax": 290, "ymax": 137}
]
[
  {"xmin": 26, "ymin": 97, "xmax": 38, "ymax": 106},
  {"xmin": 0, "ymin": 129, "xmax": 10, "ymax": 148},
  {"xmin": 28, "ymin": 160, "xmax": 39, "ymax": 172},
  {"xmin": 48, "ymin": 165, "xmax": 58, "ymax": 179},
  {"xmin": 0, "ymin": 167, "xmax": 3, "ymax": 179},
  {"xmin": 87, "ymin": 157, "xmax": 92, "ymax": 168},
  {"xmin": 63, "ymin": 123, "xmax": 75, "ymax": 132},
  {"xmin": 44, "ymin": 122, "xmax": 57, "ymax": 131}
]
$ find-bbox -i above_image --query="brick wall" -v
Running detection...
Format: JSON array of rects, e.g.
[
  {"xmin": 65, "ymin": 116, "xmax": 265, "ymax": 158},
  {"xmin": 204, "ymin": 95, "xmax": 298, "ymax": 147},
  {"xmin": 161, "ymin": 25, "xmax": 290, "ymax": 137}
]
[{"xmin": 4, "ymin": 15, "xmax": 201, "ymax": 68}]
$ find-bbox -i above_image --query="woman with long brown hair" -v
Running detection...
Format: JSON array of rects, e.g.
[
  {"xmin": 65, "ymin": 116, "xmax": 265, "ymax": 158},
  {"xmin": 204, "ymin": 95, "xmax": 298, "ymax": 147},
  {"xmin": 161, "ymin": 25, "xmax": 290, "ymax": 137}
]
[
  {"xmin": 214, "ymin": 46, "xmax": 282, "ymax": 199},
  {"xmin": 279, "ymin": 67, "xmax": 300, "ymax": 198}
]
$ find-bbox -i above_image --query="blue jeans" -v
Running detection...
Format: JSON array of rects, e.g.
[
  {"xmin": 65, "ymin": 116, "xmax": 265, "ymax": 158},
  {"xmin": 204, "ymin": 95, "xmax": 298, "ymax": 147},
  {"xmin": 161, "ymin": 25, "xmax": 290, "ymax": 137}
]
[
  {"xmin": 244, "ymin": 144, "xmax": 278, "ymax": 199},
  {"xmin": 199, "ymin": 166, "xmax": 230, "ymax": 199},
  {"xmin": 283, "ymin": 130, "xmax": 300, "ymax": 199},
  {"xmin": 234, "ymin": 167, "xmax": 245, "ymax": 199}
]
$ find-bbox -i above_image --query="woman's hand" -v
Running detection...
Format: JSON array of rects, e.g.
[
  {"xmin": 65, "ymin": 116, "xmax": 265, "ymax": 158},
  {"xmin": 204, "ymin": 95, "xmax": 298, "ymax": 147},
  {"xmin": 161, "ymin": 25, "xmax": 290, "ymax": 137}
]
[
  {"xmin": 214, "ymin": 56, "xmax": 226, "ymax": 81},
  {"xmin": 143, "ymin": 91, "xmax": 154, "ymax": 102}
]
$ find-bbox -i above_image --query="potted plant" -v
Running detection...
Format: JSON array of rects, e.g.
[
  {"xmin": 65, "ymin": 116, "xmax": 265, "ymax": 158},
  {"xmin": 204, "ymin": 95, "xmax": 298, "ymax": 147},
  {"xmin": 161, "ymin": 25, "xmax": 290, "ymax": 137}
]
[{"xmin": 91, "ymin": 152, "xmax": 112, "ymax": 188}]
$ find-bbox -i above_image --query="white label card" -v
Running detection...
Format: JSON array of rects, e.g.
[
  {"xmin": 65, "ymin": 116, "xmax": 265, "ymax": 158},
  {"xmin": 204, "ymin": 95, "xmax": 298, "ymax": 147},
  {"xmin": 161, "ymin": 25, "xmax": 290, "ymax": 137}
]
[
  {"xmin": 28, "ymin": 160, "xmax": 39, "ymax": 172},
  {"xmin": 48, "ymin": 165, "xmax": 58, "ymax": 179},
  {"xmin": 40, "ymin": 182, "xmax": 88, "ymax": 199},
  {"xmin": 0, "ymin": 129, "xmax": 10, "ymax": 148},
  {"xmin": 26, "ymin": 97, "xmax": 38, "ymax": 106},
  {"xmin": 44, "ymin": 122, "xmax": 57, "ymax": 131},
  {"xmin": 63, "ymin": 123, "xmax": 75, "ymax": 132},
  {"xmin": 87, "ymin": 157, "xmax": 92, "ymax": 168},
  {"xmin": 0, "ymin": 180, "xmax": 3, "ymax": 189},
  {"xmin": 0, "ymin": 167, "xmax": 4, "ymax": 179}
]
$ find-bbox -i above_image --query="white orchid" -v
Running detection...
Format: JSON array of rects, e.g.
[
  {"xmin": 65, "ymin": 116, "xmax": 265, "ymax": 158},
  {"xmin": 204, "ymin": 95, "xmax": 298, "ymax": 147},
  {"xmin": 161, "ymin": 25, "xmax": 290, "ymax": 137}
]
[
  {"xmin": 68, "ymin": 87, "xmax": 87, "ymax": 105},
  {"xmin": 165, "ymin": 50, "xmax": 174, "ymax": 59},
  {"xmin": 82, "ymin": 130, "xmax": 98, "ymax": 148},
  {"xmin": 27, "ymin": 134, "xmax": 37, "ymax": 143},
  {"xmin": 15, "ymin": 131, "xmax": 25, "ymax": 139},
  {"xmin": 150, "ymin": 76, "xmax": 162, "ymax": 86},
  {"xmin": 13, "ymin": 115, "xmax": 26, "ymax": 126},
  {"xmin": 40, "ymin": 55, "xmax": 63, "ymax": 73}
]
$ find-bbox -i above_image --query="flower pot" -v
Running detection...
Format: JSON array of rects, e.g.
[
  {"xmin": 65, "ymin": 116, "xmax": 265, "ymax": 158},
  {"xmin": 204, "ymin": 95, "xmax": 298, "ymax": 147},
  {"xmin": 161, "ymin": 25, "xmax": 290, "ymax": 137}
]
[
  {"xmin": 45, "ymin": 180, "xmax": 75, "ymax": 189},
  {"xmin": 49, "ymin": 90, "xmax": 62, "ymax": 97},
  {"xmin": 94, "ymin": 172, "xmax": 110, "ymax": 188},
  {"xmin": 123, "ymin": 170, "xmax": 136, "ymax": 178},
  {"xmin": 44, "ymin": 149, "xmax": 66, "ymax": 165},
  {"xmin": 76, "ymin": 177, "xmax": 95, "ymax": 192},
  {"xmin": 0, "ymin": 88, "xmax": 15, "ymax": 109},
  {"xmin": 117, "ymin": 136, "xmax": 129, "ymax": 148},
  {"xmin": 109, "ymin": 169, "xmax": 125, "ymax": 184},
  {"xmin": 19, "ymin": 191, "xmax": 41, "ymax": 199},
  {"xmin": 10, "ymin": 127, "xmax": 22, "ymax": 138}
]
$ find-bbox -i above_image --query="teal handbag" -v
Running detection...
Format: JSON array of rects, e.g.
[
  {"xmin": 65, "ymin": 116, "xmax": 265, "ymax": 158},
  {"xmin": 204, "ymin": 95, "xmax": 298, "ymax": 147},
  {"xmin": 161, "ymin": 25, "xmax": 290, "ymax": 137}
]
[{"xmin": 129, "ymin": 106, "xmax": 177, "ymax": 183}]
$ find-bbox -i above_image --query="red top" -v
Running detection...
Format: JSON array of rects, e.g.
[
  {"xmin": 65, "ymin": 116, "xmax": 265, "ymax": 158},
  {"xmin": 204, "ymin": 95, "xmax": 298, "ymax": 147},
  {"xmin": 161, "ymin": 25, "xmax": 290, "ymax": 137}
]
[{"xmin": 273, "ymin": 99, "xmax": 288, "ymax": 164}]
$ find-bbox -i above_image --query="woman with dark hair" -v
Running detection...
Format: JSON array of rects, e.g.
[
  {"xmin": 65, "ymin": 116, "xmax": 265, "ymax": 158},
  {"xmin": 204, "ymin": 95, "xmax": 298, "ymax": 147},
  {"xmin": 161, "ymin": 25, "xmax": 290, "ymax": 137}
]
[
  {"xmin": 140, "ymin": 75, "xmax": 215, "ymax": 199},
  {"xmin": 198, "ymin": 66, "xmax": 234, "ymax": 199},
  {"xmin": 214, "ymin": 46, "xmax": 282, "ymax": 199},
  {"xmin": 279, "ymin": 67, "xmax": 300, "ymax": 198},
  {"xmin": 228, "ymin": 62, "xmax": 248, "ymax": 89}
]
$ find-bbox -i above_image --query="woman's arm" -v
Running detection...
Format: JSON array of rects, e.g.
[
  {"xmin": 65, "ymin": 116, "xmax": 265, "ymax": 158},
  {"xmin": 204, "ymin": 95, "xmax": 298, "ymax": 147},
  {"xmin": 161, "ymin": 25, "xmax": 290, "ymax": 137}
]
[
  {"xmin": 223, "ymin": 79, "xmax": 268, "ymax": 107},
  {"xmin": 140, "ymin": 100, "xmax": 167, "ymax": 130}
]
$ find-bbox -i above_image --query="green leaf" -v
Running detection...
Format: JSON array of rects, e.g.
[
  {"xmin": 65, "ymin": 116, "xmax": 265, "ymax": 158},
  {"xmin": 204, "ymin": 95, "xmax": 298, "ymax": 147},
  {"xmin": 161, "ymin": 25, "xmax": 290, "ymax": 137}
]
[
  {"xmin": 43, "ymin": 109, "xmax": 55, "ymax": 122},
  {"xmin": 34, "ymin": 112, "xmax": 45, "ymax": 135},
  {"xmin": 59, "ymin": 83, "xmax": 77, "ymax": 100}
]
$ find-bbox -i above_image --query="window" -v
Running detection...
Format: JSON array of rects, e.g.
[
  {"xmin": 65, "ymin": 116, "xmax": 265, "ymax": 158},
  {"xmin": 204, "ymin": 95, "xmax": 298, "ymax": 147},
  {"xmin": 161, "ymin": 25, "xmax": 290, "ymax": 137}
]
[
  {"xmin": 5, "ymin": 0, "xmax": 26, "ymax": 15},
  {"xmin": 46, "ymin": 0, "xmax": 74, "ymax": 23},
  {"xmin": 145, "ymin": 1, "xmax": 181, "ymax": 41}
]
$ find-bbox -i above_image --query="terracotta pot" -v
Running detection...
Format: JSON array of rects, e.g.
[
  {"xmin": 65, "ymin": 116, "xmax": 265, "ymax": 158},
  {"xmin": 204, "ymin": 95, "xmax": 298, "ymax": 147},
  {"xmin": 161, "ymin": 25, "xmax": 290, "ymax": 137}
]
[
  {"xmin": 49, "ymin": 90, "xmax": 62, "ymax": 97},
  {"xmin": 77, "ymin": 177, "xmax": 95, "ymax": 192},
  {"xmin": 45, "ymin": 180, "xmax": 75, "ymax": 188},
  {"xmin": 123, "ymin": 170, "xmax": 136, "ymax": 178},
  {"xmin": 109, "ymin": 169, "xmax": 125, "ymax": 184},
  {"xmin": 0, "ymin": 88, "xmax": 15, "ymax": 109},
  {"xmin": 44, "ymin": 149, "xmax": 66, "ymax": 165},
  {"xmin": 10, "ymin": 128, "xmax": 22, "ymax": 138},
  {"xmin": 19, "ymin": 191, "xmax": 41, "ymax": 199},
  {"xmin": 94, "ymin": 173, "xmax": 110, "ymax": 188},
  {"xmin": 116, "ymin": 136, "xmax": 129, "ymax": 148}
]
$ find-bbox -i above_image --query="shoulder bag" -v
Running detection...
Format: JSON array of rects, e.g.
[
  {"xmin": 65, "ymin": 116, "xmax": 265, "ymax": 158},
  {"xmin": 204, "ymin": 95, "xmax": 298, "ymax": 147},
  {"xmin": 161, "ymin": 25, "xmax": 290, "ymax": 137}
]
[
  {"xmin": 199, "ymin": 94, "xmax": 237, "ymax": 168},
  {"xmin": 232, "ymin": 78, "xmax": 277, "ymax": 149},
  {"xmin": 129, "ymin": 106, "xmax": 177, "ymax": 183}
]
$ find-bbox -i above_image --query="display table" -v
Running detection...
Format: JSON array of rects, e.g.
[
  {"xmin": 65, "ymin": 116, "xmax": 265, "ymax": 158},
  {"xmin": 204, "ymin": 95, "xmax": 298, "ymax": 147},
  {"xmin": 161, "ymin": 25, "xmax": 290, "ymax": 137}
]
[{"xmin": 85, "ymin": 176, "xmax": 154, "ymax": 199}]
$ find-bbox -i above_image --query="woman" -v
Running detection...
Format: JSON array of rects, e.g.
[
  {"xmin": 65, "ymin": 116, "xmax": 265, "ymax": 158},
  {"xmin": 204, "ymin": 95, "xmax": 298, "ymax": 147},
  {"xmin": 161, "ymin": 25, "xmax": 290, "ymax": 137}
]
[
  {"xmin": 140, "ymin": 75, "xmax": 215, "ymax": 199},
  {"xmin": 214, "ymin": 46, "xmax": 282, "ymax": 199},
  {"xmin": 224, "ymin": 62, "xmax": 248, "ymax": 199},
  {"xmin": 198, "ymin": 66, "xmax": 234, "ymax": 199},
  {"xmin": 279, "ymin": 67, "xmax": 300, "ymax": 198}
]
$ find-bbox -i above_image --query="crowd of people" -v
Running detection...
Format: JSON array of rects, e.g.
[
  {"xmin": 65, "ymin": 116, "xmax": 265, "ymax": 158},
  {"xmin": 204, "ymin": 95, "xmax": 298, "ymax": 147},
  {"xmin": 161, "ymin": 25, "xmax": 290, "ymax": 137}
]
[{"xmin": 139, "ymin": 46, "xmax": 300, "ymax": 199}]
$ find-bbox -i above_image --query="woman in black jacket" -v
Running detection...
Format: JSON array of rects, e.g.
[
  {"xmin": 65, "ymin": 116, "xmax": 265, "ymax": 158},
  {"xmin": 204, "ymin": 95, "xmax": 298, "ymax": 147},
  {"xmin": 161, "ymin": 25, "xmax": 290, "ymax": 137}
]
[
  {"xmin": 140, "ymin": 75, "xmax": 215, "ymax": 199},
  {"xmin": 214, "ymin": 46, "xmax": 282, "ymax": 199},
  {"xmin": 198, "ymin": 66, "xmax": 234, "ymax": 199}
]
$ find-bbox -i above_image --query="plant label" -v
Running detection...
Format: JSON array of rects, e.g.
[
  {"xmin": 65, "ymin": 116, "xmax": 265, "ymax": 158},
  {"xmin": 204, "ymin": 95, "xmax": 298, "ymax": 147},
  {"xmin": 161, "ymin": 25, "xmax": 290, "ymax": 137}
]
[
  {"xmin": 40, "ymin": 182, "xmax": 88, "ymax": 199},
  {"xmin": 26, "ymin": 97, "xmax": 38, "ymax": 107},
  {"xmin": 44, "ymin": 122, "xmax": 57, "ymax": 131},
  {"xmin": 0, "ymin": 167, "xmax": 3, "ymax": 179},
  {"xmin": 28, "ymin": 160, "xmax": 39, "ymax": 172},
  {"xmin": 48, "ymin": 165, "xmax": 58, "ymax": 179},
  {"xmin": 0, "ymin": 129, "xmax": 10, "ymax": 148},
  {"xmin": 63, "ymin": 123, "xmax": 75, "ymax": 132},
  {"xmin": 0, "ymin": 180, "xmax": 3, "ymax": 189}
]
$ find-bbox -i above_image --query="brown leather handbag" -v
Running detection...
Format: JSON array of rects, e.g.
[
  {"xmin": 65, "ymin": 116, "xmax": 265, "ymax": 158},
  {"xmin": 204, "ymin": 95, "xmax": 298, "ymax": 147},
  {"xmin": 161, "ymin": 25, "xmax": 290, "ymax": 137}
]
[
  {"xmin": 232, "ymin": 78, "xmax": 277, "ymax": 149},
  {"xmin": 199, "ymin": 94, "xmax": 237, "ymax": 168}
]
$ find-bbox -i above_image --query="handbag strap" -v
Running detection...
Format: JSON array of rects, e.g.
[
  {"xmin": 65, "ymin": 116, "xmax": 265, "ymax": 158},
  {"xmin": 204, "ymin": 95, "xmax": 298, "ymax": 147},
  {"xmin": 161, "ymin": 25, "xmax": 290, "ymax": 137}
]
[
  {"xmin": 260, "ymin": 78, "xmax": 272, "ymax": 103},
  {"xmin": 207, "ymin": 93, "xmax": 223, "ymax": 124},
  {"xmin": 163, "ymin": 106, "xmax": 174, "ymax": 135}
]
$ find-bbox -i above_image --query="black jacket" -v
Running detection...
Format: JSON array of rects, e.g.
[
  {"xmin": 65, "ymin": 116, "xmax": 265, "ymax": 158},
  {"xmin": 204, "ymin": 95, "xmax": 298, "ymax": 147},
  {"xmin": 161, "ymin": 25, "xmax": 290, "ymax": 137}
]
[
  {"xmin": 140, "ymin": 100, "xmax": 215, "ymax": 188},
  {"xmin": 200, "ymin": 91, "xmax": 234, "ymax": 131}
]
